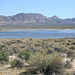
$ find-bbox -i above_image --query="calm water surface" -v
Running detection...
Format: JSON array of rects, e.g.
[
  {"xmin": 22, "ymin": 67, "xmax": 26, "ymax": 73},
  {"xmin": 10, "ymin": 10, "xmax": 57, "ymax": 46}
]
[{"xmin": 0, "ymin": 29, "xmax": 75, "ymax": 39}]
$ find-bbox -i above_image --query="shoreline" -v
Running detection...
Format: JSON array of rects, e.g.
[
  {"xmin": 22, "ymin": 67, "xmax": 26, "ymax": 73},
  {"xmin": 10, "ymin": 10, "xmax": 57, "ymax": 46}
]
[
  {"xmin": 0, "ymin": 29, "xmax": 39, "ymax": 32},
  {"xmin": 0, "ymin": 28, "xmax": 75, "ymax": 32}
]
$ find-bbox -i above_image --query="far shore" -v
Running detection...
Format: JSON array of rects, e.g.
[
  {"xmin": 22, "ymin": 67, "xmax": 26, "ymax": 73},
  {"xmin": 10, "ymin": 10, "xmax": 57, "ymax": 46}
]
[
  {"xmin": 0, "ymin": 28, "xmax": 75, "ymax": 32},
  {"xmin": 0, "ymin": 29, "xmax": 39, "ymax": 32}
]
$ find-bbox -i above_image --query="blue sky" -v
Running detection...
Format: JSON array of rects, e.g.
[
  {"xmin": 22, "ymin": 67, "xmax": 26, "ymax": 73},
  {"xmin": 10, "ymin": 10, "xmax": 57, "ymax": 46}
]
[{"xmin": 0, "ymin": 0, "xmax": 75, "ymax": 19}]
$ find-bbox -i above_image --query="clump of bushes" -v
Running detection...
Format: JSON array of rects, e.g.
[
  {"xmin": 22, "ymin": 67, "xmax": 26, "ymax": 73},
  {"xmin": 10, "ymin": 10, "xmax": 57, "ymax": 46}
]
[
  {"xmin": 0, "ymin": 51, "xmax": 9, "ymax": 64},
  {"xmin": 0, "ymin": 45, "xmax": 6, "ymax": 50},
  {"xmin": 66, "ymin": 72, "xmax": 70, "ymax": 75},
  {"xmin": 27, "ymin": 52, "xmax": 64, "ymax": 75},
  {"xmin": 10, "ymin": 58, "xmax": 24, "ymax": 68},
  {"xmin": 0, "ymin": 38, "xmax": 75, "ymax": 58},
  {"xmin": 10, "ymin": 59, "xmax": 17, "ymax": 68},
  {"xmin": 18, "ymin": 51, "xmax": 30, "ymax": 60},
  {"xmin": 0, "ymin": 51, "xmax": 8, "ymax": 61}
]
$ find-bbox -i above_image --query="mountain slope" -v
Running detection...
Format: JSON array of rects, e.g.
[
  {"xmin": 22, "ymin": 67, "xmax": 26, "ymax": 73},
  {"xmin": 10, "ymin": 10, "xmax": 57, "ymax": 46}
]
[{"xmin": 0, "ymin": 13, "xmax": 75, "ymax": 27}]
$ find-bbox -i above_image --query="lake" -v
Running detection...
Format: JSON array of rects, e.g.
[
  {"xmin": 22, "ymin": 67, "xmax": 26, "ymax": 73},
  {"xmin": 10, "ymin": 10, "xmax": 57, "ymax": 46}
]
[{"xmin": 0, "ymin": 29, "xmax": 75, "ymax": 39}]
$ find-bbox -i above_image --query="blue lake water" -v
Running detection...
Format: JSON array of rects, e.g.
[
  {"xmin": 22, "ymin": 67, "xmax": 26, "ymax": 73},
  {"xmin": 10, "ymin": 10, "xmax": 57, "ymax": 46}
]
[{"xmin": 0, "ymin": 29, "xmax": 75, "ymax": 39}]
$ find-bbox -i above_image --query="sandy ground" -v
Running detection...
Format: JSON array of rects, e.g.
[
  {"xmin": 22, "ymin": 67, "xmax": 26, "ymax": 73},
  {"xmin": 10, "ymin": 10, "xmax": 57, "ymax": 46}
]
[
  {"xmin": 64, "ymin": 56, "xmax": 75, "ymax": 72},
  {"xmin": 0, "ymin": 55, "xmax": 29, "ymax": 75}
]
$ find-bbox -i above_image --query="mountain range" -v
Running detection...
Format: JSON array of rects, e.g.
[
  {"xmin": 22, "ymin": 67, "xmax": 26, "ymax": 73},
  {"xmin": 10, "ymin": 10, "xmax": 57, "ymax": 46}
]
[{"xmin": 0, "ymin": 13, "xmax": 75, "ymax": 28}]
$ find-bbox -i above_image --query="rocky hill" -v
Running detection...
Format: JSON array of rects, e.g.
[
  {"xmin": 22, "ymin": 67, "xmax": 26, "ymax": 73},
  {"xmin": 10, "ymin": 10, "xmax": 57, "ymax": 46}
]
[{"xmin": 0, "ymin": 13, "xmax": 75, "ymax": 27}]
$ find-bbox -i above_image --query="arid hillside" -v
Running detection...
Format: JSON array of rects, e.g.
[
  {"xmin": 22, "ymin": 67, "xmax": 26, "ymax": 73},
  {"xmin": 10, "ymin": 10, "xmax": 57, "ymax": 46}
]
[{"xmin": 0, "ymin": 38, "xmax": 75, "ymax": 75}]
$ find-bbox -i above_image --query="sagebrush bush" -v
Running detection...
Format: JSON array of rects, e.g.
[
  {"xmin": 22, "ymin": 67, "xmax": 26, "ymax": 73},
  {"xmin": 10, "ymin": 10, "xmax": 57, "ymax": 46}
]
[
  {"xmin": 18, "ymin": 51, "xmax": 30, "ymax": 60},
  {"xmin": 10, "ymin": 58, "xmax": 24, "ymax": 68},
  {"xmin": 0, "ymin": 51, "xmax": 8, "ymax": 61},
  {"xmin": 28, "ymin": 52, "xmax": 64, "ymax": 75},
  {"xmin": 10, "ymin": 59, "xmax": 17, "ymax": 68}
]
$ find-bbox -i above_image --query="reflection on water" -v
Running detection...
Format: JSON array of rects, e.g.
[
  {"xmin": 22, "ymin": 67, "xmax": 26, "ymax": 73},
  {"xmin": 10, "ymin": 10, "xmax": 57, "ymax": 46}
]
[{"xmin": 0, "ymin": 29, "xmax": 75, "ymax": 39}]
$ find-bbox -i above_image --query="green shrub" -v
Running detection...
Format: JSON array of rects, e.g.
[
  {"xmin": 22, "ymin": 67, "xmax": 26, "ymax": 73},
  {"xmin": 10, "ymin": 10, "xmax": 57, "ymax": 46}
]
[
  {"xmin": 70, "ymin": 45, "xmax": 75, "ymax": 50},
  {"xmin": 67, "ymin": 51, "xmax": 73, "ymax": 57},
  {"xmin": 2, "ymin": 45, "xmax": 6, "ymax": 48},
  {"xmin": 10, "ymin": 59, "xmax": 17, "ymax": 68},
  {"xmin": 66, "ymin": 72, "xmax": 70, "ymax": 75},
  {"xmin": 18, "ymin": 51, "xmax": 30, "ymax": 60},
  {"xmin": 0, "ymin": 51, "xmax": 8, "ymax": 61},
  {"xmin": 17, "ymin": 40, "xmax": 22, "ymax": 43},
  {"xmin": 10, "ymin": 58, "xmax": 24, "ymax": 68},
  {"xmin": 0, "ymin": 47, "xmax": 2, "ymax": 50}
]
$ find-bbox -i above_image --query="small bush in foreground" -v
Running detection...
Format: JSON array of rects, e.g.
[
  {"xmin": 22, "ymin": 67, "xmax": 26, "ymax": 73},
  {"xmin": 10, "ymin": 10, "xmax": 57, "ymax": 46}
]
[
  {"xmin": 10, "ymin": 58, "xmax": 24, "ymax": 68},
  {"xmin": 0, "ymin": 51, "xmax": 8, "ymax": 61},
  {"xmin": 10, "ymin": 59, "xmax": 17, "ymax": 68},
  {"xmin": 18, "ymin": 51, "xmax": 30, "ymax": 60}
]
